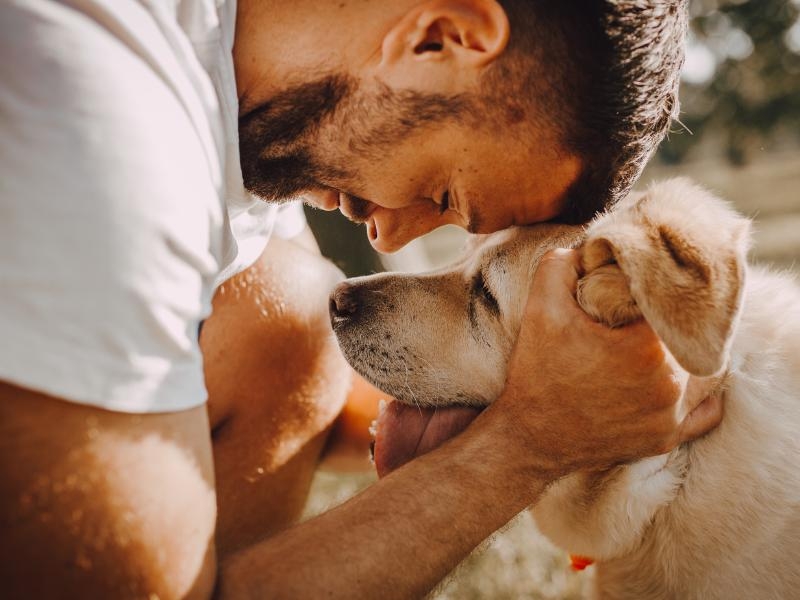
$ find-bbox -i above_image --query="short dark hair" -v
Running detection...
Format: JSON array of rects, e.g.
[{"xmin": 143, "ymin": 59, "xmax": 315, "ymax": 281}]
[{"xmin": 486, "ymin": 1, "xmax": 688, "ymax": 223}]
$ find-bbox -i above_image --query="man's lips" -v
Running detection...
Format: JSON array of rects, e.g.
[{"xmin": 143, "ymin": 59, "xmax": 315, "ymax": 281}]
[
  {"xmin": 373, "ymin": 400, "xmax": 484, "ymax": 478},
  {"xmin": 304, "ymin": 188, "xmax": 380, "ymax": 242}
]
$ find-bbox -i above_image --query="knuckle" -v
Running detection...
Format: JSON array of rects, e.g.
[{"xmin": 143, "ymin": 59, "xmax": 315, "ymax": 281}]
[
  {"xmin": 654, "ymin": 376, "xmax": 683, "ymax": 410},
  {"xmin": 536, "ymin": 248, "xmax": 574, "ymax": 275},
  {"xmin": 633, "ymin": 336, "xmax": 667, "ymax": 370},
  {"xmin": 542, "ymin": 248, "xmax": 571, "ymax": 262}
]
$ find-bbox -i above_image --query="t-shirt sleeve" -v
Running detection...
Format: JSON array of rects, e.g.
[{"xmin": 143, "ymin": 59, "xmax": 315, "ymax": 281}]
[
  {"xmin": 271, "ymin": 202, "xmax": 308, "ymax": 240},
  {"xmin": 0, "ymin": 2, "xmax": 223, "ymax": 412}
]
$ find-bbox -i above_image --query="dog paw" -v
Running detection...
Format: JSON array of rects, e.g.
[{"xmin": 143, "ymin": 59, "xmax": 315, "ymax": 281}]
[
  {"xmin": 577, "ymin": 235, "xmax": 642, "ymax": 328},
  {"xmin": 577, "ymin": 262, "xmax": 641, "ymax": 328}
]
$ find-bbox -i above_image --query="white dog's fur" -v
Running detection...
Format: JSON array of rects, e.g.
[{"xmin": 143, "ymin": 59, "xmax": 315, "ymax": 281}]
[{"xmin": 332, "ymin": 178, "xmax": 800, "ymax": 599}]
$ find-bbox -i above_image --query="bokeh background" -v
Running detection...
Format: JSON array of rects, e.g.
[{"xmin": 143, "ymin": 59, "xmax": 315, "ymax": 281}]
[{"xmin": 304, "ymin": 1, "xmax": 800, "ymax": 597}]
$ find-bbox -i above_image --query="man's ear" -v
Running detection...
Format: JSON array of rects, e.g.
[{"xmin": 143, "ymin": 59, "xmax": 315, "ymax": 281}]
[
  {"xmin": 377, "ymin": 0, "xmax": 509, "ymax": 92},
  {"xmin": 578, "ymin": 179, "xmax": 751, "ymax": 377}
]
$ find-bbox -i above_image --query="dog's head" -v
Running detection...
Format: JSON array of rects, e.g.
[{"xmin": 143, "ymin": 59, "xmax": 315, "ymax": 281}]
[
  {"xmin": 330, "ymin": 178, "xmax": 750, "ymax": 481},
  {"xmin": 330, "ymin": 224, "xmax": 582, "ymax": 476},
  {"xmin": 330, "ymin": 224, "xmax": 582, "ymax": 408}
]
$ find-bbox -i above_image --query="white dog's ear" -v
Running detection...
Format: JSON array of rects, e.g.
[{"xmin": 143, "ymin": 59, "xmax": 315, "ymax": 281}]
[{"xmin": 578, "ymin": 179, "xmax": 751, "ymax": 377}]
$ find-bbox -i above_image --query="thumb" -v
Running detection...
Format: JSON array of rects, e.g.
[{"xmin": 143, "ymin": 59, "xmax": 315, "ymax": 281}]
[
  {"xmin": 530, "ymin": 248, "xmax": 581, "ymax": 305},
  {"xmin": 676, "ymin": 392, "xmax": 724, "ymax": 445}
]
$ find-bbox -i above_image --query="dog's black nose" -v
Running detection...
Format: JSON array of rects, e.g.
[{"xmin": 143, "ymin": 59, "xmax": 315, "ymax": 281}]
[{"xmin": 329, "ymin": 282, "xmax": 361, "ymax": 323}]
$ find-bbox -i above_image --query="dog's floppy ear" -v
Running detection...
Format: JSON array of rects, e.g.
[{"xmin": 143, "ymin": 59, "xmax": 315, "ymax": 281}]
[{"xmin": 578, "ymin": 178, "xmax": 750, "ymax": 377}]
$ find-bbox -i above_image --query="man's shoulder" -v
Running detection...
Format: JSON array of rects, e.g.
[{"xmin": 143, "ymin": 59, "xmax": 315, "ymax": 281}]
[{"xmin": 0, "ymin": 0, "xmax": 226, "ymax": 414}]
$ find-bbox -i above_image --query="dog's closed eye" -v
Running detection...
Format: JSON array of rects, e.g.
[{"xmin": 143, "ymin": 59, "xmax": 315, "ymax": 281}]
[{"xmin": 471, "ymin": 271, "xmax": 500, "ymax": 317}]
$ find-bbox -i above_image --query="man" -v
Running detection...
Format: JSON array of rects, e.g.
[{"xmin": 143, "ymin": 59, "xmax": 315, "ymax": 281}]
[{"xmin": 0, "ymin": 1, "xmax": 719, "ymax": 598}]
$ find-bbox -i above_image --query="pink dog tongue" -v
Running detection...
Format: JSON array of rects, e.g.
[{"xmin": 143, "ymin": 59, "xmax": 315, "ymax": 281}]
[{"xmin": 374, "ymin": 401, "xmax": 482, "ymax": 478}]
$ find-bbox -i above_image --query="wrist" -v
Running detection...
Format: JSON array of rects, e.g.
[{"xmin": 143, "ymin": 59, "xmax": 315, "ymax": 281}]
[
  {"xmin": 482, "ymin": 384, "xmax": 571, "ymax": 482},
  {"xmin": 458, "ymin": 401, "xmax": 560, "ymax": 505}
]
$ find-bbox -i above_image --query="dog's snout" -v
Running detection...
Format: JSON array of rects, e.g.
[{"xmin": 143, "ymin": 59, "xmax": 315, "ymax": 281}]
[{"xmin": 329, "ymin": 282, "xmax": 362, "ymax": 324}]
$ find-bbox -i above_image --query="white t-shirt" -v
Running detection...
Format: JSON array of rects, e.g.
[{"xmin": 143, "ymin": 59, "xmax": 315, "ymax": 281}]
[{"xmin": 0, "ymin": 0, "xmax": 305, "ymax": 413}]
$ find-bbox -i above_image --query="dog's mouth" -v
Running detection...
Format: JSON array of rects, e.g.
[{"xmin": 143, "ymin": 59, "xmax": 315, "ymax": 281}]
[{"xmin": 372, "ymin": 400, "xmax": 484, "ymax": 478}]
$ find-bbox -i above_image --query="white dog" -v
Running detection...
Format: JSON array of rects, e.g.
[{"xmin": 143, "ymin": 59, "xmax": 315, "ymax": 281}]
[{"xmin": 330, "ymin": 178, "xmax": 800, "ymax": 599}]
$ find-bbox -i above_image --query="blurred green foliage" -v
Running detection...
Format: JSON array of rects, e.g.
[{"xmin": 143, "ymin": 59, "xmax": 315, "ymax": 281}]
[{"xmin": 659, "ymin": 0, "xmax": 800, "ymax": 164}]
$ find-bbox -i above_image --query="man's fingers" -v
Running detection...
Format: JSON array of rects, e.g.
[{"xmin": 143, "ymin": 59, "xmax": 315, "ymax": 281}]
[
  {"xmin": 531, "ymin": 248, "xmax": 581, "ymax": 304},
  {"xmin": 682, "ymin": 375, "xmax": 721, "ymax": 414},
  {"xmin": 676, "ymin": 392, "xmax": 724, "ymax": 445}
]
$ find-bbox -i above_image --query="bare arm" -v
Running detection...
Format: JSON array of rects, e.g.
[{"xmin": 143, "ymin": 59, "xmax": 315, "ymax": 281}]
[
  {"xmin": 0, "ymin": 385, "xmax": 218, "ymax": 600},
  {"xmin": 218, "ymin": 406, "xmax": 546, "ymax": 599}
]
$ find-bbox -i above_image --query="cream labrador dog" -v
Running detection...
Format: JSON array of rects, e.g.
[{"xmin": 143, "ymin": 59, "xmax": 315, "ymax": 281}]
[{"xmin": 330, "ymin": 178, "xmax": 800, "ymax": 599}]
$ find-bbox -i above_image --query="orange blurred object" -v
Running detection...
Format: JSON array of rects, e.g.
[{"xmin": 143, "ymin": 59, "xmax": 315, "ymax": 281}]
[
  {"xmin": 320, "ymin": 371, "xmax": 387, "ymax": 471},
  {"xmin": 569, "ymin": 554, "xmax": 595, "ymax": 571},
  {"xmin": 338, "ymin": 373, "xmax": 385, "ymax": 446}
]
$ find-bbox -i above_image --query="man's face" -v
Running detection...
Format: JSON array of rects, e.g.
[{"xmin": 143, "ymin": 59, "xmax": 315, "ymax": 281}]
[{"xmin": 239, "ymin": 75, "xmax": 583, "ymax": 253}]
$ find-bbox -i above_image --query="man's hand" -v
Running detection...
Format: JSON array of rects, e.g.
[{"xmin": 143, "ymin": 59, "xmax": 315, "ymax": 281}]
[{"xmin": 494, "ymin": 248, "xmax": 724, "ymax": 478}]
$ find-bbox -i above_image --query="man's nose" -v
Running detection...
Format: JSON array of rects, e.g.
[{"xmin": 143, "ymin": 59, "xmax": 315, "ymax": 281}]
[
  {"xmin": 368, "ymin": 205, "xmax": 447, "ymax": 253},
  {"xmin": 302, "ymin": 189, "xmax": 340, "ymax": 211}
]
